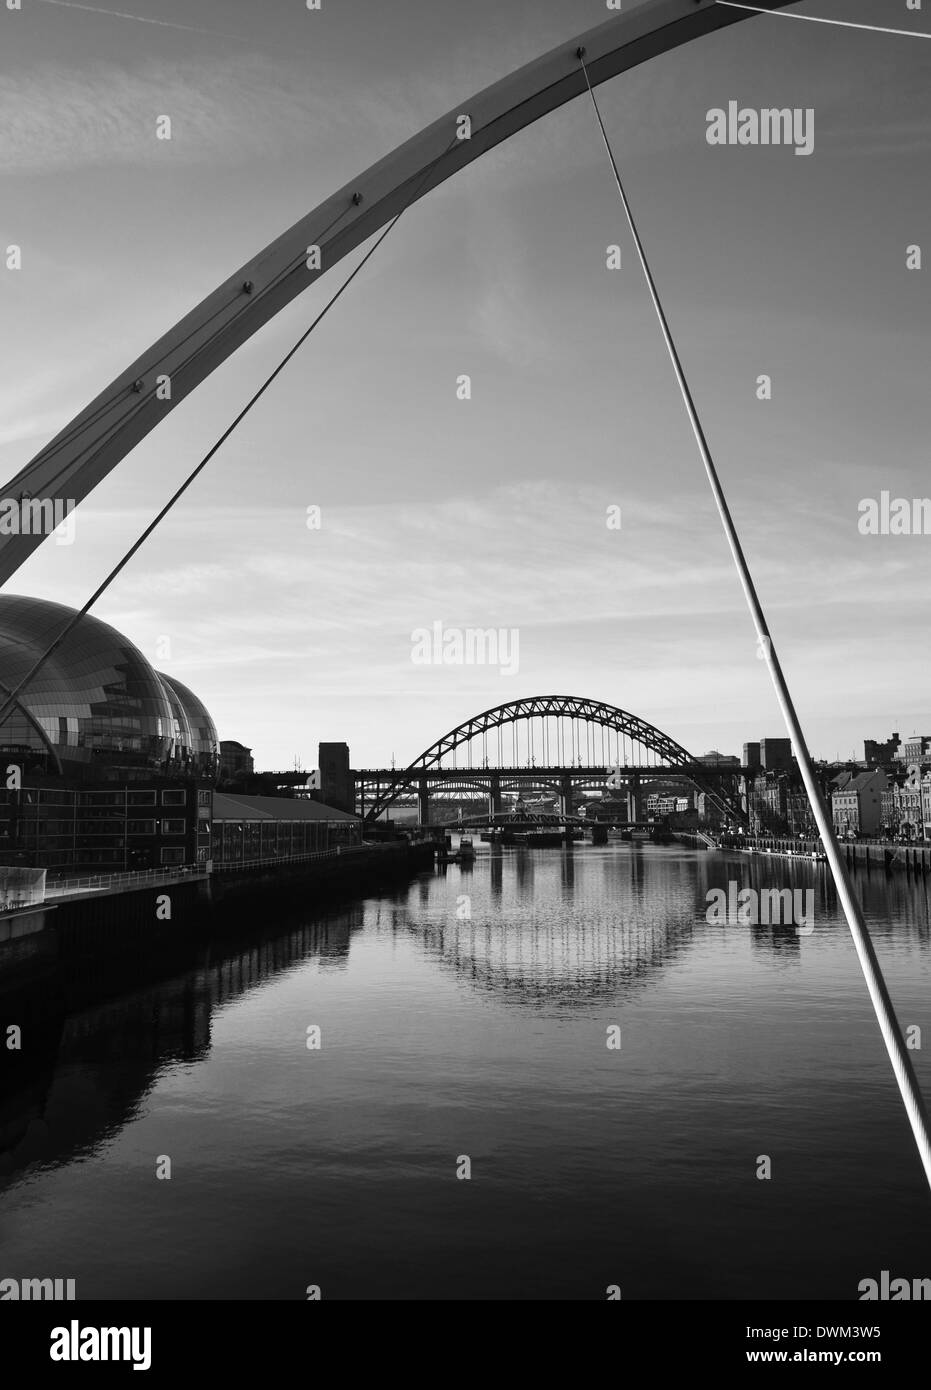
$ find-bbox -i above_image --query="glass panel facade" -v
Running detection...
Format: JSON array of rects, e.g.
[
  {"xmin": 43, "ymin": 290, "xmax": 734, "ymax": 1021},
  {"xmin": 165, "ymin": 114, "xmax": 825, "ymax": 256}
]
[
  {"xmin": 0, "ymin": 595, "xmax": 219, "ymax": 783},
  {"xmin": 0, "ymin": 778, "xmax": 204, "ymax": 871},
  {"xmin": 158, "ymin": 675, "xmax": 220, "ymax": 782},
  {"xmin": 209, "ymin": 816, "xmax": 359, "ymax": 865}
]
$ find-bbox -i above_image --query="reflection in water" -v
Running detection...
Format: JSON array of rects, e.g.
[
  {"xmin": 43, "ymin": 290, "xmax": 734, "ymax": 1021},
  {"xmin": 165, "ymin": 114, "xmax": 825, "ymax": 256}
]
[
  {"xmin": 0, "ymin": 911, "xmax": 363, "ymax": 1184},
  {"xmin": 398, "ymin": 849, "xmax": 702, "ymax": 1006},
  {"xmin": 489, "ymin": 850, "xmax": 503, "ymax": 901},
  {"xmin": 1, "ymin": 844, "xmax": 930, "ymax": 1300}
]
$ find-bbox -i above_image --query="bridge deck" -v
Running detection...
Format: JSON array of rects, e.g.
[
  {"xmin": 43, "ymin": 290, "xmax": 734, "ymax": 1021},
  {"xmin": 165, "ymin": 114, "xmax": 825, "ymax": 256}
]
[{"xmin": 352, "ymin": 763, "xmax": 749, "ymax": 780}]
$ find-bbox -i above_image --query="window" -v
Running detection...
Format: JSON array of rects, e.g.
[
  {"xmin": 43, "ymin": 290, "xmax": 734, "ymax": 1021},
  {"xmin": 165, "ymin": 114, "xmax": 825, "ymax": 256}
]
[
  {"xmin": 161, "ymin": 818, "xmax": 186, "ymax": 835},
  {"xmin": 39, "ymin": 789, "xmax": 75, "ymax": 806},
  {"xmin": 128, "ymin": 820, "xmax": 156, "ymax": 836},
  {"xmin": 197, "ymin": 789, "xmax": 211, "ymax": 807},
  {"xmin": 128, "ymin": 790, "xmax": 157, "ymax": 807},
  {"xmin": 160, "ymin": 847, "xmax": 185, "ymax": 865},
  {"xmin": 76, "ymin": 819, "xmax": 124, "ymax": 837},
  {"xmin": 162, "ymin": 789, "xmax": 186, "ymax": 806},
  {"xmin": 75, "ymin": 848, "xmax": 121, "ymax": 866}
]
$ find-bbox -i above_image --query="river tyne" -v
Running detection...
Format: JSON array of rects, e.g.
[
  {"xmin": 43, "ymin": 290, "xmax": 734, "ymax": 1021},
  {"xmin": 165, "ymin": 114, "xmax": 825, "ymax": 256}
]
[{"xmin": 1, "ymin": 841, "xmax": 930, "ymax": 1301}]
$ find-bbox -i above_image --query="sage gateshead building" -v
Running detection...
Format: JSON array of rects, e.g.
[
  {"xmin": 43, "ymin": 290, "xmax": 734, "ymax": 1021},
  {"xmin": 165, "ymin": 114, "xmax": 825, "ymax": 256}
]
[
  {"xmin": 0, "ymin": 594, "xmax": 219, "ymax": 781},
  {"xmin": 0, "ymin": 594, "xmax": 219, "ymax": 871}
]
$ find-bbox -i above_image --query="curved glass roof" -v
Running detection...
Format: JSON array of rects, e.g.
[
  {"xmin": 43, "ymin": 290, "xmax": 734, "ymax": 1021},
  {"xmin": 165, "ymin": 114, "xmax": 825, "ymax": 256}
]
[
  {"xmin": 0, "ymin": 594, "xmax": 217, "ymax": 780},
  {"xmin": 159, "ymin": 673, "xmax": 220, "ymax": 780}
]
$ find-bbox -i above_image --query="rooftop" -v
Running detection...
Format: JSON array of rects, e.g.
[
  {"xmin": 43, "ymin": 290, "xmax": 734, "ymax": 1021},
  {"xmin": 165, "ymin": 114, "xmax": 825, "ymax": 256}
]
[{"xmin": 212, "ymin": 792, "xmax": 358, "ymax": 823}]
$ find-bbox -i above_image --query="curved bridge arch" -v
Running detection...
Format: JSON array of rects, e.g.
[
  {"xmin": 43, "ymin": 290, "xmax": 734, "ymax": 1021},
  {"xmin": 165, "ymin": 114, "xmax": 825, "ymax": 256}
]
[
  {"xmin": 364, "ymin": 694, "xmax": 721, "ymax": 821},
  {"xmin": 572, "ymin": 778, "xmax": 631, "ymax": 797},
  {"xmin": 0, "ymin": 0, "xmax": 792, "ymax": 585},
  {"xmin": 419, "ymin": 777, "xmax": 495, "ymax": 799},
  {"xmin": 498, "ymin": 779, "xmax": 564, "ymax": 798}
]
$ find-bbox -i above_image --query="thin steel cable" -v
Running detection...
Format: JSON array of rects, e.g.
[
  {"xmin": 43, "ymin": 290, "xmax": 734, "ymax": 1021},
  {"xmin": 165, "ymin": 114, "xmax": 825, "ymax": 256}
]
[
  {"xmin": 14, "ymin": 204, "xmax": 358, "ymax": 492},
  {"xmin": 0, "ymin": 136, "xmax": 460, "ymax": 734},
  {"xmin": 14, "ymin": 207, "xmax": 356, "ymax": 489},
  {"xmin": 715, "ymin": 1, "xmax": 931, "ymax": 41},
  {"xmin": 578, "ymin": 49, "xmax": 931, "ymax": 1193}
]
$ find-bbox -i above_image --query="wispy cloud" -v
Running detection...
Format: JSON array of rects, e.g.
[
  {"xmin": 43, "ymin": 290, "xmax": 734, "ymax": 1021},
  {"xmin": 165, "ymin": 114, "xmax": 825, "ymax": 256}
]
[{"xmin": 0, "ymin": 51, "xmax": 414, "ymax": 176}]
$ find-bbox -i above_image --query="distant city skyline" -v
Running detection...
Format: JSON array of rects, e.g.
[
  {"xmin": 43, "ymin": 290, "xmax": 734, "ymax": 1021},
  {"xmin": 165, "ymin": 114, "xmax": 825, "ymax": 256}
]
[{"xmin": 2, "ymin": 0, "xmax": 930, "ymax": 768}]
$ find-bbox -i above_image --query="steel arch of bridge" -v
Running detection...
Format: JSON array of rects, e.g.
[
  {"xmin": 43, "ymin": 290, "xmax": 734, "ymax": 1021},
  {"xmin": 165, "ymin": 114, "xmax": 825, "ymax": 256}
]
[
  {"xmin": 417, "ymin": 778, "xmax": 495, "ymax": 799},
  {"xmin": 363, "ymin": 694, "xmax": 716, "ymax": 821},
  {"xmin": 0, "ymin": 0, "xmax": 793, "ymax": 586},
  {"xmin": 498, "ymin": 779, "xmax": 563, "ymax": 797}
]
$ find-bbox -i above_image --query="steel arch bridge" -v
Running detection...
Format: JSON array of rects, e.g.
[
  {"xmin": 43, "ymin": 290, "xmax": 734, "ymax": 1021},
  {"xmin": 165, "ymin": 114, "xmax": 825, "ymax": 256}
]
[
  {"xmin": 0, "ymin": 0, "xmax": 793, "ymax": 586},
  {"xmin": 359, "ymin": 695, "xmax": 743, "ymax": 823}
]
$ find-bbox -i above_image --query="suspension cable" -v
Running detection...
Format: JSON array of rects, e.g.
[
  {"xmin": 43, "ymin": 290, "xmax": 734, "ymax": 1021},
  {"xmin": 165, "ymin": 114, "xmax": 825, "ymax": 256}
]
[
  {"xmin": 12, "ymin": 204, "xmax": 358, "ymax": 496},
  {"xmin": 715, "ymin": 1, "xmax": 931, "ymax": 41},
  {"xmin": 577, "ymin": 48, "xmax": 931, "ymax": 1193}
]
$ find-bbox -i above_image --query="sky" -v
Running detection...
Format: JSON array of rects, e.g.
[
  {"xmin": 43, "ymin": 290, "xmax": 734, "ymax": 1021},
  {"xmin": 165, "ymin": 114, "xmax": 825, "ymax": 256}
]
[{"xmin": 1, "ymin": 0, "xmax": 930, "ymax": 771}]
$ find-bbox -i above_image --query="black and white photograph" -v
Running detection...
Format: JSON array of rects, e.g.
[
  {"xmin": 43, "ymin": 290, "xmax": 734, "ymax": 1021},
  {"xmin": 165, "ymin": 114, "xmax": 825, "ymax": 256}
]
[{"xmin": 1, "ymin": 0, "xmax": 930, "ymax": 1356}]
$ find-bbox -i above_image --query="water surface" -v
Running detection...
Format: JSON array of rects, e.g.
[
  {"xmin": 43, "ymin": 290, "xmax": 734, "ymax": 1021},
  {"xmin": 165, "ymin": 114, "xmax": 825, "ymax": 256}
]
[{"xmin": 2, "ymin": 842, "xmax": 930, "ymax": 1300}]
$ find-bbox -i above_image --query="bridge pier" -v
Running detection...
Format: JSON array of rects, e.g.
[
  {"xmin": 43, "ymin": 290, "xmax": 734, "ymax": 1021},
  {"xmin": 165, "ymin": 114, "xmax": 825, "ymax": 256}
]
[
  {"xmin": 627, "ymin": 771, "xmax": 643, "ymax": 825},
  {"xmin": 489, "ymin": 772, "xmax": 502, "ymax": 821},
  {"xmin": 559, "ymin": 773, "xmax": 574, "ymax": 821},
  {"xmin": 417, "ymin": 778, "xmax": 430, "ymax": 827}
]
